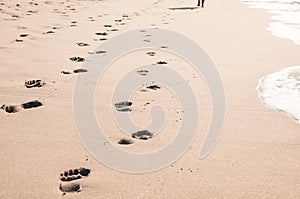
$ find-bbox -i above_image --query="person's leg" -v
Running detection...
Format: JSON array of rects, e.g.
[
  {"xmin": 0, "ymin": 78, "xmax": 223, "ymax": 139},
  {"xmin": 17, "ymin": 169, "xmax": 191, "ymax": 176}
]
[
  {"xmin": 197, "ymin": 0, "xmax": 200, "ymax": 6},
  {"xmin": 201, "ymin": 0, "xmax": 205, "ymax": 7}
]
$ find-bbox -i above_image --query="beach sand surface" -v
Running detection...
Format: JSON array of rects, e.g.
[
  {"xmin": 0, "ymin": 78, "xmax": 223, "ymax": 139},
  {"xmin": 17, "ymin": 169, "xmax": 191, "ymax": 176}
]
[{"xmin": 0, "ymin": 0, "xmax": 299, "ymax": 198}]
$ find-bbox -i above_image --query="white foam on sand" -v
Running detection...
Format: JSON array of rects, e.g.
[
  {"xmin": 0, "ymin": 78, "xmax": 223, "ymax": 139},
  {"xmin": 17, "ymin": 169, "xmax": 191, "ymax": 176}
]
[
  {"xmin": 241, "ymin": 0, "xmax": 300, "ymax": 45},
  {"xmin": 257, "ymin": 66, "xmax": 300, "ymax": 123}
]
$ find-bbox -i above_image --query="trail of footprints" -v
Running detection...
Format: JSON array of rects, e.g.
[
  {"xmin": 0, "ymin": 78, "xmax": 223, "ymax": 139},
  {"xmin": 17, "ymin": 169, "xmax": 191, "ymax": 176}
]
[{"xmin": 2, "ymin": 3, "xmax": 177, "ymax": 193}]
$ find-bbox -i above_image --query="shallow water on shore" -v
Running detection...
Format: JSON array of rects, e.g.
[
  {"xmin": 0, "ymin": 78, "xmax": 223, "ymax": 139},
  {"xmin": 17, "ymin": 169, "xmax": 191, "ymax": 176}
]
[
  {"xmin": 240, "ymin": 0, "xmax": 300, "ymax": 123},
  {"xmin": 257, "ymin": 66, "xmax": 300, "ymax": 123},
  {"xmin": 241, "ymin": 0, "xmax": 300, "ymax": 45}
]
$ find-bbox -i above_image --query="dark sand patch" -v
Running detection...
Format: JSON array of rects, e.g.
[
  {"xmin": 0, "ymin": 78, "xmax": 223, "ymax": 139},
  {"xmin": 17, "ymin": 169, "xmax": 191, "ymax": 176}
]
[{"xmin": 169, "ymin": 7, "xmax": 199, "ymax": 10}]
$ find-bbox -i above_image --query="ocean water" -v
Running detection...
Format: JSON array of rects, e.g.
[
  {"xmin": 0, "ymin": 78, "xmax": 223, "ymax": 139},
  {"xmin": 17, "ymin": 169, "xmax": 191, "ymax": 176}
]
[
  {"xmin": 241, "ymin": 0, "xmax": 300, "ymax": 45},
  {"xmin": 241, "ymin": 0, "xmax": 300, "ymax": 123},
  {"xmin": 257, "ymin": 66, "xmax": 300, "ymax": 123}
]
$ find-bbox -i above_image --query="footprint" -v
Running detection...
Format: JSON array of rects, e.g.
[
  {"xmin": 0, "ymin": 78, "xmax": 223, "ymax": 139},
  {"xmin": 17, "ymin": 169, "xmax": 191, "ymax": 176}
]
[
  {"xmin": 95, "ymin": 50, "xmax": 106, "ymax": 54},
  {"xmin": 59, "ymin": 168, "xmax": 91, "ymax": 194},
  {"xmin": 118, "ymin": 138, "xmax": 133, "ymax": 145},
  {"xmin": 0, "ymin": 104, "xmax": 20, "ymax": 113},
  {"xmin": 21, "ymin": 100, "xmax": 43, "ymax": 109},
  {"xmin": 61, "ymin": 69, "xmax": 87, "ymax": 74},
  {"xmin": 114, "ymin": 101, "xmax": 132, "ymax": 112},
  {"xmin": 156, "ymin": 61, "xmax": 167, "ymax": 65},
  {"xmin": 25, "ymin": 80, "xmax": 45, "ymax": 88},
  {"xmin": 1, "ymin": 100, "xmax": 43, "ymax": 113},
  {"xmin": 15, "ymin": 39, "xmax": 23, "ymax": 42},
  {"xmin": 95, "ymin": 32, "xmax": 107, "ymax": 36},
  {"xmin": 70, "ymin": 57, "xmax": 85, "ymax": 62},
  {"xmin": 76, "ymin": 42, "xmax": 89, "ymax": 47},
  {"xmin": 20, "ymin": 34, "xmax": 29, "ymax": 37},
  {"xmin": 114, "ymin": 19, "xmax": 122, "ymax": 22},
  {"xmin": 73, "ymin": 69, "xmax": 88, "ymax": 73},
  {"xmin": 104, "ymin": 24, "xmax": 112, "ymax": 28},
  {"xmin": 44, "ymin": 30, "xmax": 55, "ymax": 34},
  {"xmin": 61, "ymin": 71, "xmax": 72, "ymax": 75},
  {"xmin": 52, "ymin": 26, "xmax": 61, "ymax": 30},
  {"xmin": 160, "ymin": 46, "xmax": 168, "ymax": 49},
  {"xmin": 111, "ymin": 29, "xmax": 119, "ymax": 32},
  {"xmin": 132, "ymin": 130, "xmax": 153, "ymax": 140},
  {"xmin": 137, "ymin": 69, "xmax": 149, "ymax": 76},
  {"xmin": 147, "ymin": 85, "xmax": 161, "ymax": 90},
  {"xmin": 146, "ymin": 52, "xmax": 156, "ymax": 56}
]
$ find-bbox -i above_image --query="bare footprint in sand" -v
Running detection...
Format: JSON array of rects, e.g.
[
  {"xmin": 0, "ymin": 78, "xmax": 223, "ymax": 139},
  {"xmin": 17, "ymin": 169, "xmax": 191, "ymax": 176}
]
[
  {"xmin": 76, "ymin": 42, "xmax": 89, "ymax": 47},
  {"xmin": 132, "ymin": 130, "xmax": 153, "ymax": 140},
  {"xmin": 1, "ymin": 100, "xmax": 43, "ymax": 113},
  {"xmin": 147, "ymin": 85, "xmax": 161, "ymax": 90},
  {"xmin": 114, "ymin": 101, "xmax": 132, "ymax": 112},
  {"xmin": 61, "ymin": 71, "xmax": 72, "ymax": 75},
  {"xmin": 44, "ymin": 30, "xmax": 55, "ymax": 34},
  {"xmin": 61, "ymin": 69, "xmax": 88, "ymax": 75},
  {"xmin": 25, "ymin": 80, "xmax": 45, "ymax": 88},
  {"xmin": 95, "ymin": 50, "xmax": 106, "ymax": 54},
  {"xmin": 20, "ymin": 34, "xmax": 29, "ymax": 37},
  {"xmin": 137, "ymin": 69, "xmax": 149, "ymax": 76},
  {"xmin": 59, "ymin": 168, "xmax": 91, "ymax": 194},
  {"xmin": 70, "ymin": 57, "xmax": 85, "ymax": 62},
  {"xmin": 118, "ymin": 138, "xmax": 134, "ymax": 145},
  {"xmin": 146, "ymin": 51, "xmax": 156, "ymax": 56},
  {"xmin": 73, "ymin": 69, "xmax": 88, "ymax": 73},
  {"xmin": 95, "ymin": 32, "xmax": 108, "ymax": 36},
  {"xmin": 156, "ymin": 61, "xmax": 168, "ymax": 65}
]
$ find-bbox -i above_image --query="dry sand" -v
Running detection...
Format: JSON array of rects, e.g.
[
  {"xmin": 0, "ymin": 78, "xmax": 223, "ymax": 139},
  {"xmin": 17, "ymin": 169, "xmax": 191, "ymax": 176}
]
[{"xmin": 0, "ymin": 0, "xmax": 299, "ymax": 198}]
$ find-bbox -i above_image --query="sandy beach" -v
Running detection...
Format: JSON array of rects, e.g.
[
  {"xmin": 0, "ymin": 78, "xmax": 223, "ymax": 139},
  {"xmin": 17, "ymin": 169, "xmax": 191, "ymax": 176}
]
[{"xmin": 0, "ymin": 0, "xmax": 299, "ymax": 198}]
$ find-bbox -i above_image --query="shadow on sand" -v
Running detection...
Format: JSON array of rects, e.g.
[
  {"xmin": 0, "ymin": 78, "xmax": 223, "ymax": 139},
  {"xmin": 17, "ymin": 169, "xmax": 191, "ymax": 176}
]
[{"xmin": 168, "ymin": 7, "xmax": 199, "ymax": 10}]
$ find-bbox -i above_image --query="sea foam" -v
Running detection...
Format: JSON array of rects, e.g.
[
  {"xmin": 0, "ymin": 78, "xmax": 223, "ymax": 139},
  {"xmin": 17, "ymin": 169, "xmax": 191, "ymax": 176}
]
[
  {"xmin": 257, "ymin": 66, "xmax": 300, "ymax": 123},
  {"xmin": 241, "ymin": 0, "xmax": 300, "ymax": 45}
]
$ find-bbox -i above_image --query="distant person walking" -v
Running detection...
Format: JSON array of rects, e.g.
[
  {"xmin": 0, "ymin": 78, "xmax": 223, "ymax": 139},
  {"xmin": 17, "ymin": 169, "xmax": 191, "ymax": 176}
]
[{"xmin": 197, "ymin": 0, "xmax": 205, "ymax": 7}]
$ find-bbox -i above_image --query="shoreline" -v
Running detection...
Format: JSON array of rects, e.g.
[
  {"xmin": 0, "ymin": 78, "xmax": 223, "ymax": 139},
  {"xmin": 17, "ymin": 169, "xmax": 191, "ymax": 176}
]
[{"xmin": 0, "ymin": 0, "xmax": 299, "ymax": 198}]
